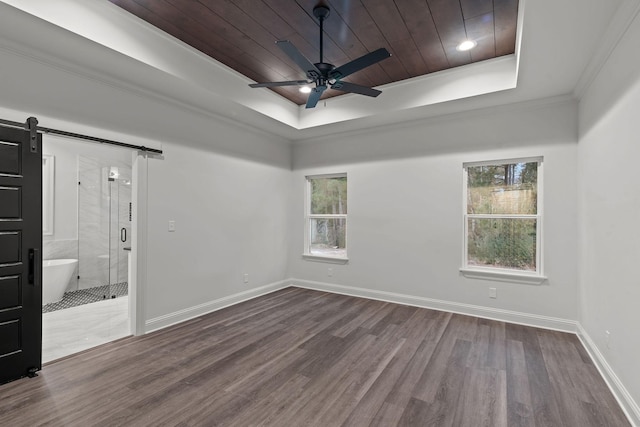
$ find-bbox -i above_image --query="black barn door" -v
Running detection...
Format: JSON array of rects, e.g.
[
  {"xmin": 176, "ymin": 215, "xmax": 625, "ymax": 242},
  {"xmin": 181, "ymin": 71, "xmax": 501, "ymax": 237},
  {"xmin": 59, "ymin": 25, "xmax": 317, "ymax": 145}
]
[{"xmin": 0, "ymin": 122, "xmax": 42, "ymax": 384}]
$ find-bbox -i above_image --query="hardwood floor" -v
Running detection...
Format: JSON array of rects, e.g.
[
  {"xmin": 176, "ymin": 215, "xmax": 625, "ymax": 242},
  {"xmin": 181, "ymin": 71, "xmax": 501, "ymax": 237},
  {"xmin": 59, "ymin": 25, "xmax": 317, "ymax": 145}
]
[{"xmin": 0, "ymin": 287, "xmax": 630, "ymax": 426}]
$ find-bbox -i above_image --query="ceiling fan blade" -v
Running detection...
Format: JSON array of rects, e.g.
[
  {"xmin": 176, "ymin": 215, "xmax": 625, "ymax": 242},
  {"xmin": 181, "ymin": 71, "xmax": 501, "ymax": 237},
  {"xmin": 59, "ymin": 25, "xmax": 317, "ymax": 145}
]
[
  {"xmin": 329, "ymin": 48, "xmax": 391, "ymax": 80},
  {"xmin": 305, "ymin": 85, "xmax": 327, "ymax": 109},
  {"xmin": 331, "ymin": 81, "xmax": 382, "ymax": 97},
  {"xmin": 277, "ymin": 40, "xmax": 321, "ymax": 81},
  {"xmin": 249, "ymin": 80, "xmax": 310, "ymax": 88}
]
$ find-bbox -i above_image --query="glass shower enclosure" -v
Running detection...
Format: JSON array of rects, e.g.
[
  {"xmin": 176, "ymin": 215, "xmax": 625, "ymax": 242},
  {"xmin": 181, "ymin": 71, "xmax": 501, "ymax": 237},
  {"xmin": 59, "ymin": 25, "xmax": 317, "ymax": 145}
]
[{"xmin": 78, "ymin": 156, "xmax": 131, "ymax": 301}]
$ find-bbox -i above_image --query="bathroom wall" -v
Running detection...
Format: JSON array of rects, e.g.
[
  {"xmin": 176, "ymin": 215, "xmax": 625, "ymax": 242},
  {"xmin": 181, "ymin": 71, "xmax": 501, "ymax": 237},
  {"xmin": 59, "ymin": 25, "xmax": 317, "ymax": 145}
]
[
  {"xmin": 78, "ymin": 156, "xmax": 131, "ymax": 290},
  {"xmin": 42, "ymin": 135, "xmax": 132, "ymax": 292}
]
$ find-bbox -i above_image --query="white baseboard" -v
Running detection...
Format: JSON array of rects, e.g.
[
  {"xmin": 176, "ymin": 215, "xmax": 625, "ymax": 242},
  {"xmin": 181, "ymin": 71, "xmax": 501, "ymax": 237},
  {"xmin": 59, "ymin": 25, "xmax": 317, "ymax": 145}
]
[
  {"xmin": 144, "ymin": 280, "xmax": 290, "ymax": 333},
  {"xmin": 290, "ymin": 278, "xmax": 638, "ymax": 426},
  {"xmin": 577, "ymin": 324, "xmax": 640, "ymax": 427},
  {"xmin": 144, "ymin": 277, "xmax": 637, "ymax": 426},
  {"xmin": 144, "ymin": 277, "xmax": 576, "ymax": 335},
  {"xmin": 289, "ymin": 278, "xmax": 577, "ymax": 332}
]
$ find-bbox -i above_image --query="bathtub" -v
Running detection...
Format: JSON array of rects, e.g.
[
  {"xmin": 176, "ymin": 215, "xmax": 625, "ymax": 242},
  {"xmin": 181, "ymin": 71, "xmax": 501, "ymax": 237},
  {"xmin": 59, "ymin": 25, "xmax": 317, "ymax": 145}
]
[{"xmin": 42, "ymin": 259, "xmax": 78, "ymax": 305}]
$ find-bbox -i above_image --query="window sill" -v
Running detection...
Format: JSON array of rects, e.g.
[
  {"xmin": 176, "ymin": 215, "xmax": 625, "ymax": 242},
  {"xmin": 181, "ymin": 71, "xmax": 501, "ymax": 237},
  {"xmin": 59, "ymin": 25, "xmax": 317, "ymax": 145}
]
[
  {"xmin": 459, "ymin": 268, "xmax": 547, "ymax": 285},
  {"xmin": 302, "ymin": 254, "xmax": 349, "ymax": 264}
]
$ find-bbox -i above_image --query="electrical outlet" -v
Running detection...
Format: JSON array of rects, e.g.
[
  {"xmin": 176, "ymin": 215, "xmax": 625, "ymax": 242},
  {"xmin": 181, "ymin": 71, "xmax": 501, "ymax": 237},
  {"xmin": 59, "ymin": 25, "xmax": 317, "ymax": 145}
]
[
  {"xmin": 168, "ymin": 220, "xmax": 176, "ymax": 232},
  {"xmin": 489, "ymin": 287, "xmax": 497, "ymax": 299},
  {"xmin": 328, "ymin": 267, "xmax": 333, "ymax": 277},
  {"xmin": 243, "ymin": 273, "xmax": 249, "ymax": 284},
  {"xmin": 605, "ymin": 330, "xmax": 611, "ymax": 349}
]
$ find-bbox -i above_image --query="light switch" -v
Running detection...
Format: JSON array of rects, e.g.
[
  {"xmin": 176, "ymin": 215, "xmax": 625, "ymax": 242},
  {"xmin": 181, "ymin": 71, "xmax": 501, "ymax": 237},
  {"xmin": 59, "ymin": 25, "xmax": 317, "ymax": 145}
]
[{"xmin": 168, "ymin": 220, "xmax": 176, "ymax": 232}]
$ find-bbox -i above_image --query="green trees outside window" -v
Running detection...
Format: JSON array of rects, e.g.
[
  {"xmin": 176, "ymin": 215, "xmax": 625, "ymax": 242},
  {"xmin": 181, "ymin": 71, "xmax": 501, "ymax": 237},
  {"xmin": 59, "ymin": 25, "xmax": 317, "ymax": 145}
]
[
  {"xmin": 307, "ymin": 175, "xmax": 347, "ymax": 258},
  {"xmin": 465, "ymin": 160, "xmax": 540, "ymax": 272}
]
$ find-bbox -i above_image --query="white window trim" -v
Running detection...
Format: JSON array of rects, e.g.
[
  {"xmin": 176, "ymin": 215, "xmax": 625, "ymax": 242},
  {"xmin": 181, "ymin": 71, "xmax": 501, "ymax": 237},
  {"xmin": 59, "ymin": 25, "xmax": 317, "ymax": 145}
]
[
  {"xmin": 461, "ymin": 157, "xmax": 546, "ymax": 284},
  {"xmin": 459, "ymin": 267, "xmax": 546, "ymax": 285},
  {"xmin": 303, "ymin": 173, "xmax": 348, "ymax": 263},
  {"xmin": 302, "ymin": 254, "xmax": 349, "ymax": 264}
]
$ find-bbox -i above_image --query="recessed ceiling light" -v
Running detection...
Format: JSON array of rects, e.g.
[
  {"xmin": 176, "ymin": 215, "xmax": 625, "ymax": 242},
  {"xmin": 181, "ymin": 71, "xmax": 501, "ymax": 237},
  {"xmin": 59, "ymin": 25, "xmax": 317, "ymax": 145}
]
[
  {"xmin": 456, "ymin": 40, "xmax": 477, "ymax": 52},
  {"xmin": 299, "ymin": 86, "xmax": 312, "ymax": 94}
]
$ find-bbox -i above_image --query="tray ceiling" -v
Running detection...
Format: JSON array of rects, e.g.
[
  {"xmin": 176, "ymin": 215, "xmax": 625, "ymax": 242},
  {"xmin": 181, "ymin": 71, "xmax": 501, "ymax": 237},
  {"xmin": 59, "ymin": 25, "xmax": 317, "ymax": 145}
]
[{"xmin": 108, "ymin": 0, "xmax": 519, "ymax": 106}]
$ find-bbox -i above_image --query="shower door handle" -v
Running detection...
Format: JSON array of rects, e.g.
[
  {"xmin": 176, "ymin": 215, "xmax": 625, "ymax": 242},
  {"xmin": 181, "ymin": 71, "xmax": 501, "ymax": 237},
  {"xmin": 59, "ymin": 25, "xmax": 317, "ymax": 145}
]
[{"xmin": 120, "ymin": 228, "xmax": 127, "ymax": 243}]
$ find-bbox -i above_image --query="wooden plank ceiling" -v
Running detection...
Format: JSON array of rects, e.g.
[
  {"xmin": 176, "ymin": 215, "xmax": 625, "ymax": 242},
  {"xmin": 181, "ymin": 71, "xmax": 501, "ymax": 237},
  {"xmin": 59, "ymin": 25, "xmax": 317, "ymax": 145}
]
[{"xmin": 108, "ymin": 0, "xmax": 519, "ymax": 105}]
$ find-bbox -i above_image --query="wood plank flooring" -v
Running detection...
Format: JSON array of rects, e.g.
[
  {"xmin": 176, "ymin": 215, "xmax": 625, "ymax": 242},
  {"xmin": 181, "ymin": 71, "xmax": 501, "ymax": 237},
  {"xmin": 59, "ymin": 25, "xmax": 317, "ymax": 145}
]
[{"xmin": 0, "ymin": 287, "xmax": 630, "ymax": 426}]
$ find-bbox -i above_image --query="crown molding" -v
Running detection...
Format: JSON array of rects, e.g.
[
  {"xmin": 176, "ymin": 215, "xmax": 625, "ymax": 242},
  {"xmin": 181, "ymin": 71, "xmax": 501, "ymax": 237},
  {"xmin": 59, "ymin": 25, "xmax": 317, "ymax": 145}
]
[
  {"xmin": 0, "ymin": 32, "xmax": 297, "ymax": 144},
  {"xmin": 293, "ymin": 94, "xmax": 577, "ymax": 145},
  {"xmin": 574, "ymin": 0, "xmax": 640, "ymax": 100}
]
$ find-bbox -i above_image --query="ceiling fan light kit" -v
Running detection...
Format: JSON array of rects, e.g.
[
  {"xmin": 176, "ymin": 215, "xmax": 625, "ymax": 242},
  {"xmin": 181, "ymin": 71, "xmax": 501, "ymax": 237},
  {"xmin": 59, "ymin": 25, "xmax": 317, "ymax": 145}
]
[
  {"xmin": 249, "ymin": 2, "xmax": 391, "ymax": 108},
  {"xmin": 456, "ymin": 40, "xmax": 477, "ymax": 51}
]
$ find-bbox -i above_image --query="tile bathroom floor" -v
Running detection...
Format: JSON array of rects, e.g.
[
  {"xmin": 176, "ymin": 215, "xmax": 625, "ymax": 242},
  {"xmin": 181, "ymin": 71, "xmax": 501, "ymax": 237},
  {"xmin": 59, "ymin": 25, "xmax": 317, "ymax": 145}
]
[
  {"xmin": 42, "ymin": 282, "xmax": 129, "ymax": 313},
  {"xmin": 42, "ymin": 296, "xmax": 130, "ymax": 363}
]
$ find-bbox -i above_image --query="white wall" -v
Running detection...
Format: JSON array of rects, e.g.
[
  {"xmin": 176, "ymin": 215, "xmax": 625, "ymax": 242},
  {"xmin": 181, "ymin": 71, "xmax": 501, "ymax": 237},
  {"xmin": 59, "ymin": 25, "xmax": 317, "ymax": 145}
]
[
  {"xmin": 2, "ymin": 1, "xmax": 636, "ymax": 420},
  {"xmin": 37, "ymin": 117, "xmax": 293, "ymax": 330},
  {"xmin": 24, "ymin": 118, "xmax": 292, "ymax": 325},
  {"xmin": 289, "ymin": 100, "xmax": 579, "ymax": 324},
  {"xmin": 37, "ymin": 117, "xmax": 294, "ymax": 330},
  {"xmin": 578, "ymin": 9, "xmax": 640, "ymax": 422},
  {"xmin": 0, "ymin": 1, "xmax": 294, "ymax": 330},
  {"xmin": 144, "ymin": 137, "xmax": 291, "ymax": 325}
]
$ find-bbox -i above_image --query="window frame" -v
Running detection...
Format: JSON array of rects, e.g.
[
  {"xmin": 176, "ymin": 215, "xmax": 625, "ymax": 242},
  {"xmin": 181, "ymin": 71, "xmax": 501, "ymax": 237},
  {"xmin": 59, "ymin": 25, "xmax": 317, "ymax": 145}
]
[
  {"xmin": 303, "ymin": 173, "xmax": 348, "ymax": 264},
  {"xmin": 460, "ymin": 157, "xmax": 546, "ymax": 285}
]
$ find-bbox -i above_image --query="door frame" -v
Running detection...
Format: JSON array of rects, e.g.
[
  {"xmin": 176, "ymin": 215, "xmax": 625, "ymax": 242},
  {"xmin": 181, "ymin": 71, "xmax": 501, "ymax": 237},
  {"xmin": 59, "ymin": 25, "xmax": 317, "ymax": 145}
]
[
  {"xmin": 3, "ymin": 119, "xmax": 153, "ymax": 341},
  {"xmin": 42, "ymin": 136, "xmax": 150, "ymax": 339},
  {"xmin": 130, "ymin": 151, "xmax": 148, "ymax": 336}
]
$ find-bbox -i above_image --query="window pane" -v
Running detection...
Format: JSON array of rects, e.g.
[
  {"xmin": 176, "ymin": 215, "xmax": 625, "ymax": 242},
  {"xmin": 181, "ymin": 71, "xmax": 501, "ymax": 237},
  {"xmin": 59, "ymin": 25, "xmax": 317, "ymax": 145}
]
[
  {"xmin": 467, "ymin": 218, "xmax": 537, "ymax": 271},
  {"xmin": 310, "ymin": 177, "xmax": 347, "ymax": 215},
  {"xmin": 310, "ymin": 218, "xmax": 346, "ymax": 258},
  {"xmin": 467, "ymin": 162, "xmax": 537, "ymax": 214}
]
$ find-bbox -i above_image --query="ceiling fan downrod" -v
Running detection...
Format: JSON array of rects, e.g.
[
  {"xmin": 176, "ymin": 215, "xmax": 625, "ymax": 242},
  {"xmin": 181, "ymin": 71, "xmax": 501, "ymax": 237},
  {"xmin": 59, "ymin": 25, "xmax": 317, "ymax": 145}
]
[
  {"xmin": 313, "ymin": 4, "xmax": 331, "ymax": 88},
  {"xmin": 313, "ymin": 4, "xmax": 330, "ymax": 65}
]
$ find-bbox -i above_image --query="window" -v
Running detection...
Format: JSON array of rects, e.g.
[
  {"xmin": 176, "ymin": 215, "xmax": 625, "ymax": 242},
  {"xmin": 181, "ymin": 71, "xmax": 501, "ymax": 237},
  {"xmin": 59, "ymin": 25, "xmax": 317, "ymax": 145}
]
[
  {"xmin": 462, "ymin": 158, "xmax": 543, "ymax": 281},
  {"xmin": 304, "ymin": 174, "xmax": 347, "ymax": 262}
]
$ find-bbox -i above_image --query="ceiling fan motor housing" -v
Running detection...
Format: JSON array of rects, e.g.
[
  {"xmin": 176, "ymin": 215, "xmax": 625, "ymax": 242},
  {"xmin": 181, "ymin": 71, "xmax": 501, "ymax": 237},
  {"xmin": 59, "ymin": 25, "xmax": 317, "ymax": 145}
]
[
  {"xmin": 313, "ymin": 5, "xmax": 330, "ymax": 20},
  {"xmin": 315, "ymin": 62, "xmax": 334, "ymax": 86}
]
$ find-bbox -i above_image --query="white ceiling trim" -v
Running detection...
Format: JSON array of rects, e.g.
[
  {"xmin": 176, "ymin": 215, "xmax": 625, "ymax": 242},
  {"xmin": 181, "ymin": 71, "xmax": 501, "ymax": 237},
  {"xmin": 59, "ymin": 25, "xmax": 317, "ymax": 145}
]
[
  {"xmin": 297, "ymin": 55, "xmax": 517, "ymax": 129},
  {"xmin": 294, "ymin": 94, "xmax": 577, "ymax": 146},
  {"xmin": 0, "ymin": 0, "xmax": 629, "ymax": 145},
  {"xmin": 573, "ymin": 0, "xmax": 640, "ymax": 100},
  {"xmin": 0, "ymin": 0, "xmax": 520, "ymax": 133}
]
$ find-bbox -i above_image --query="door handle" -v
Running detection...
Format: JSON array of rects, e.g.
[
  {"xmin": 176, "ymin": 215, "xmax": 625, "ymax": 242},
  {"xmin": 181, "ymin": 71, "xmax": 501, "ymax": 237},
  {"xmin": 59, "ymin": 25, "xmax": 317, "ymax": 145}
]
[
  {"xmin": 121, "ymin": 228, "xmax": 126, "ymax": 243},
  {"xmin": 28, "ymin": 248, "xmax": 39, "ymax": 285}
]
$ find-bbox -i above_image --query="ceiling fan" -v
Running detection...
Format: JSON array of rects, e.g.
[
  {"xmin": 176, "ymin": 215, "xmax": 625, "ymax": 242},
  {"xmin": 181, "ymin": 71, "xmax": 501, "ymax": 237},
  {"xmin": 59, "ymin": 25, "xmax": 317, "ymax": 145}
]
[{"xmin": 249, "ymin": 2, "xmax": 392, "ymax": 109}]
